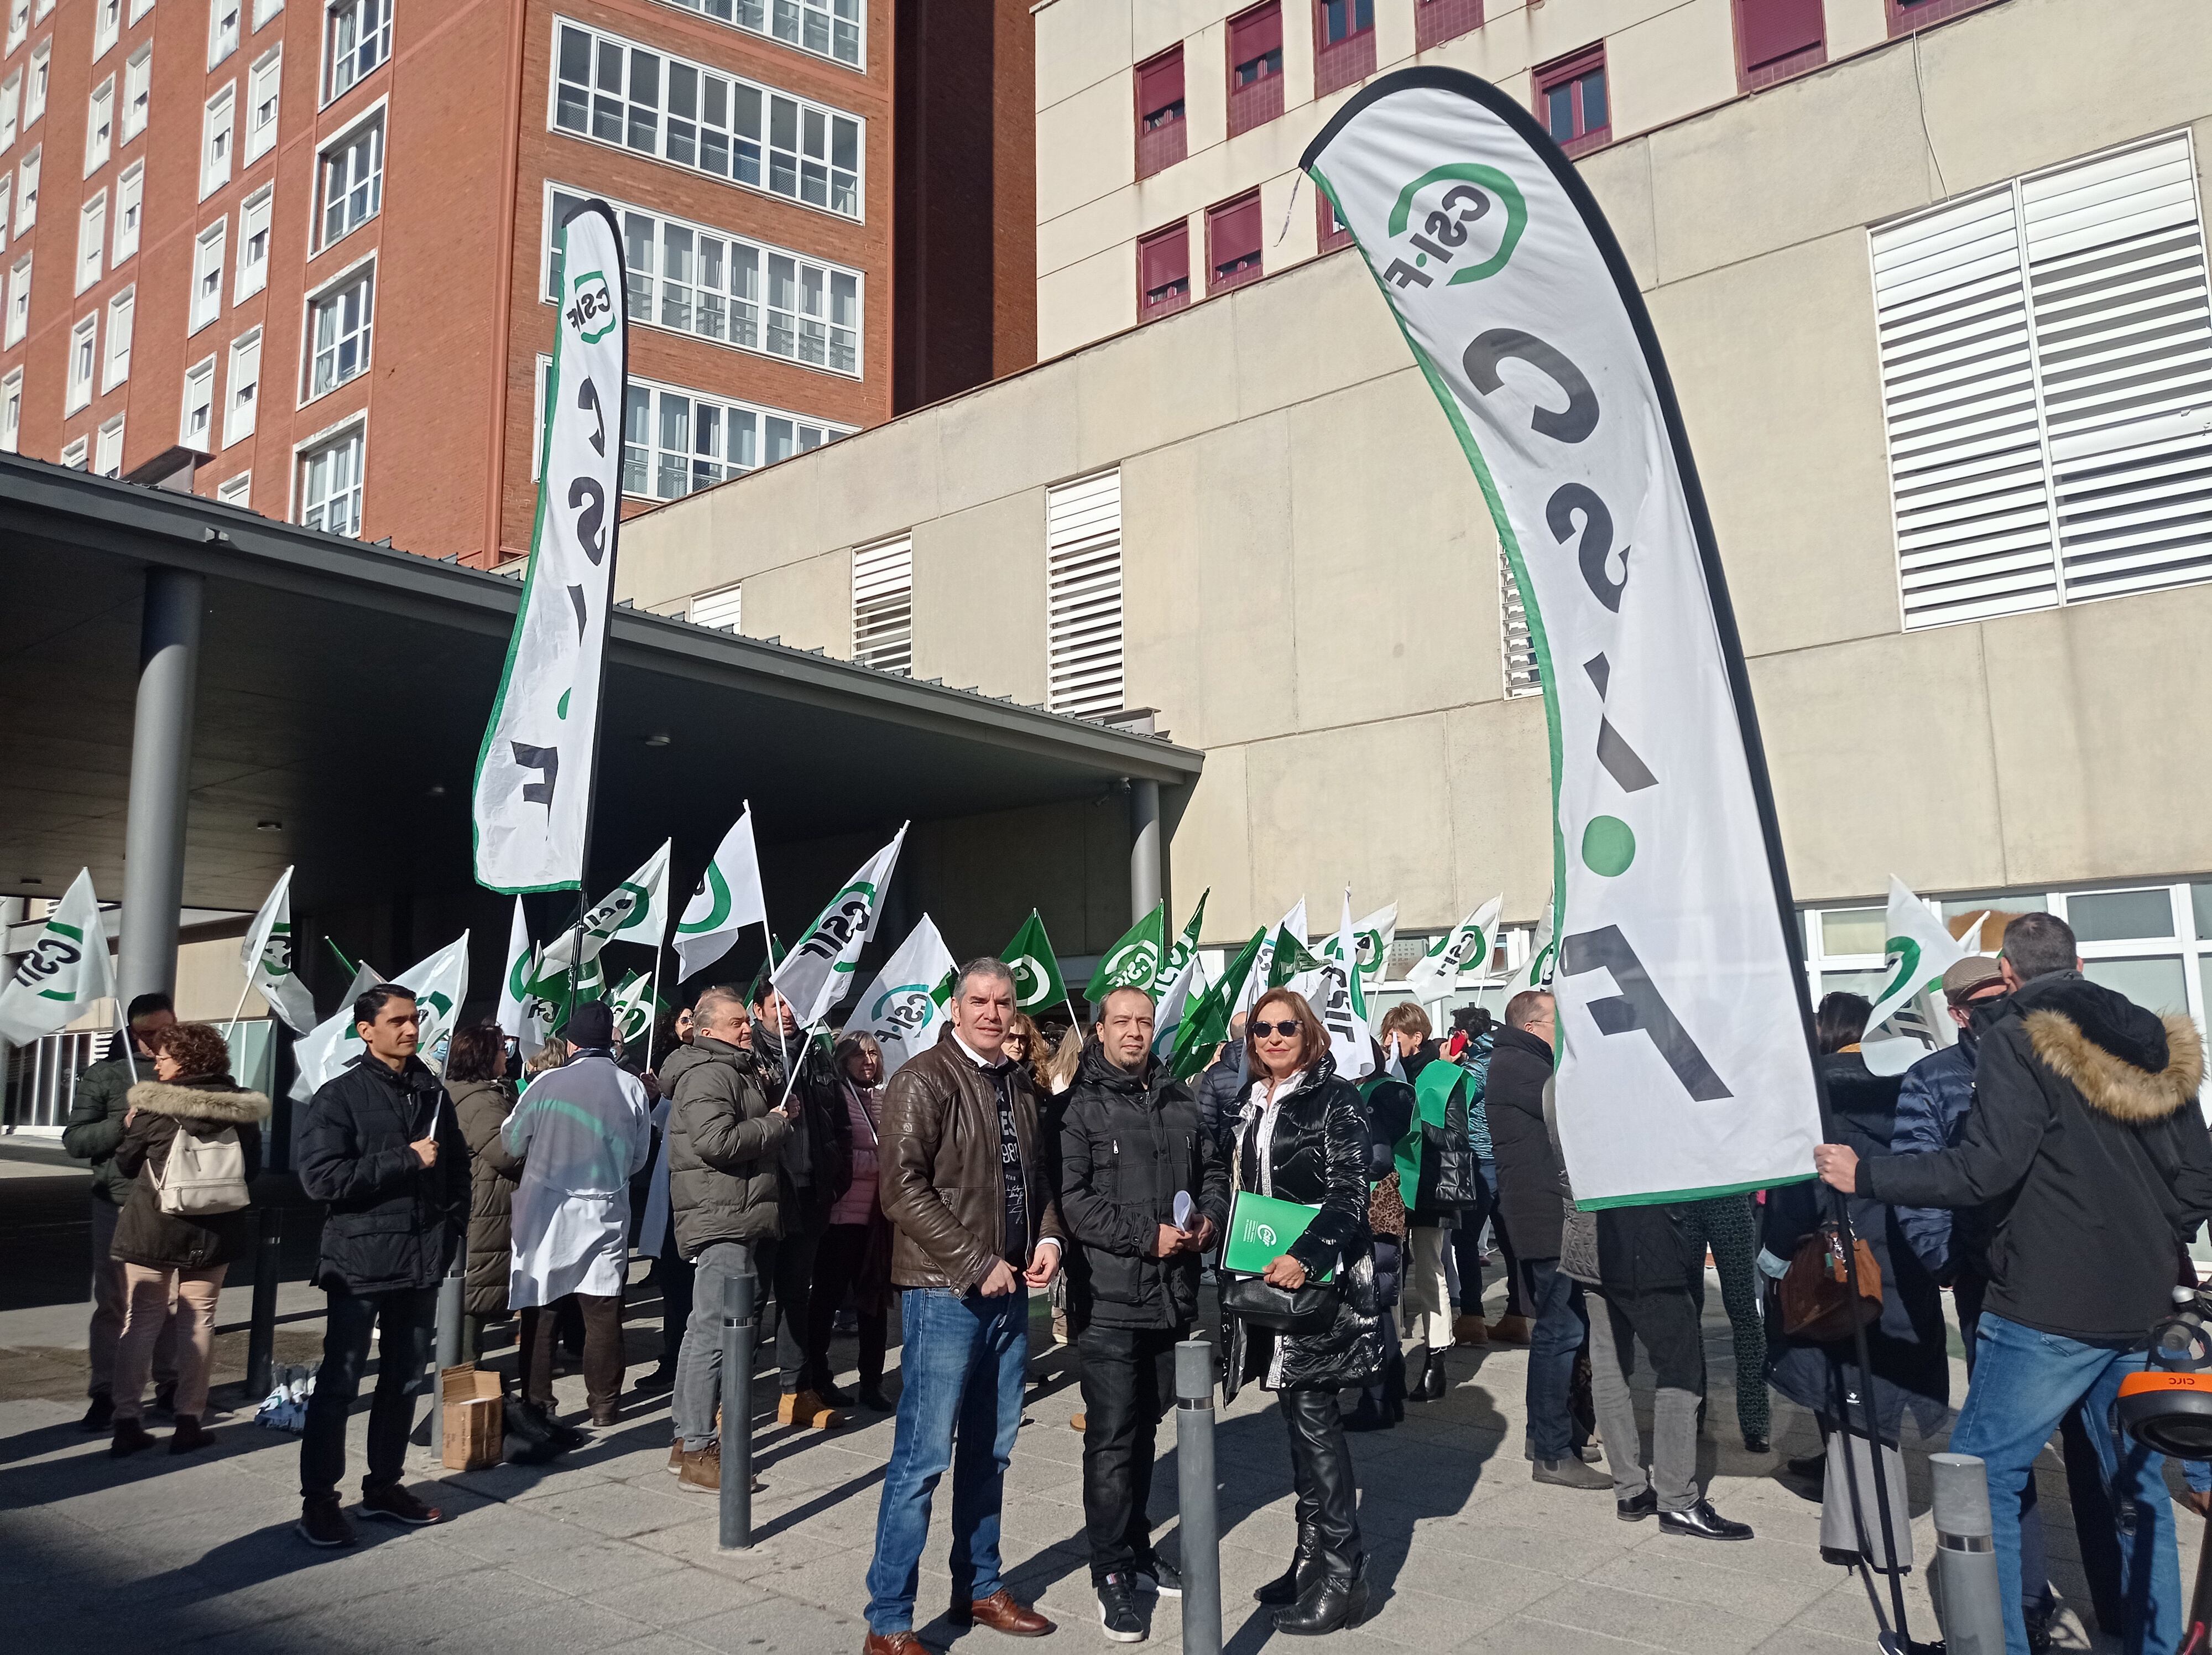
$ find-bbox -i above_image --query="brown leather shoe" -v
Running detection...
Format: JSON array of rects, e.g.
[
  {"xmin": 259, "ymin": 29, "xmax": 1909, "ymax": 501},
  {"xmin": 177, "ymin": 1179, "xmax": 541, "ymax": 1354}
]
[
  {"xmin": 952, "ymin": 1589, "xmax": 1054, "ymax": 1637},
  {"xmin": 862, "ymin": 1633, "xmax": 933, "ymax": 1654},
  {"xmin": 778, "ymin": 1389, "xmax": 849, "ymax": 1430},
  {"xmin": 1453, "ymin": 1313, "xmax": 1489, "ymax": 1348},
  {"xmin": 1486, "ymin": 1314, "xmax": 1533, "ymax": 1346},
  {"xmin": 667, "ymin": 1438, "xmax": 684, "ymax": 1476},
  {"xmin": 678, "ymin": 1443, "xmax": 721, "ymax": 1492}
]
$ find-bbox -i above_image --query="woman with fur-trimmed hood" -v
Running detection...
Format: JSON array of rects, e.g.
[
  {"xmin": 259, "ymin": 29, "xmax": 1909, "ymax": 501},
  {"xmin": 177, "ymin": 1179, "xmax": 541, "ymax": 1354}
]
[{"xmin": 108, "ymin": 1019, "xmax": 269, "ymax": 1459}]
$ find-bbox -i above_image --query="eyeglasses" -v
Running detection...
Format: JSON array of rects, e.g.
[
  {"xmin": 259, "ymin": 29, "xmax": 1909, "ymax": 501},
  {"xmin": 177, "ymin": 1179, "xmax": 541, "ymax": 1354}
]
[{"xmin": 1249, "ymin": 1020, "xmax": 1302, "ymax": 1039}]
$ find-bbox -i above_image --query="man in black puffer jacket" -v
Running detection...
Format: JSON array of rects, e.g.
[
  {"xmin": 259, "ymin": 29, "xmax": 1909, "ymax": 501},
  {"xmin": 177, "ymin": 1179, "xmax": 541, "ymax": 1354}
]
[
  {"xmin": 1058, "ymin": 986, "xmax": 1230, "ymax": 1626},
  {"xmin": 1194, "ymin": 1012, "xmax": 1248, "ymax": 1152},
  {"xmin": 294, "ymin": 983, "xmax": 468, "ymax": 1549},
  {"xmin": 1820, "ymin": 913, "xmax": 2212, "ymax": 1655}
]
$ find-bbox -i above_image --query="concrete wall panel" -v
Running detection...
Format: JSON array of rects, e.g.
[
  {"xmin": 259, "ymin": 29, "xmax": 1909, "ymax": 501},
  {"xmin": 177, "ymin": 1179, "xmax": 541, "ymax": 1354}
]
[{"xmin": 910, "ymin": 490, "xmax": 1050, "ymax": 704}]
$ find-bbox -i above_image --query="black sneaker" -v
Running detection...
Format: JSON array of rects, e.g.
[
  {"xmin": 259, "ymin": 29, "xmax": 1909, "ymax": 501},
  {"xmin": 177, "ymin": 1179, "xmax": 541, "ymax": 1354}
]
[
  {"xmin": 80, "ymin": 1393, "xmax": 114, "ymax": 1433},
  {"xmin": 298, "ymin": 1495, "xmax": 358, "ymax": 1549},
  {"xmin": 359, "ymin": 1482, "xmax": 443, "ymax": 1526},
  {"xmin": 1097, "ymin": 1573, "xmax": 1145, "ymax": 1643},
  {"xmin": 1136, "ymin": 1557, "xmax": 1182, "ymax": 1598}
]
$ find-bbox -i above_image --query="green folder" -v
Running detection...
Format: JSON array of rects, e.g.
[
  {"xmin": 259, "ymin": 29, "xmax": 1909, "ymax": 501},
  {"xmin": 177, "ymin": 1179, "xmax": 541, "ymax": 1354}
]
[{"xmin": 1223, "ymin": 1189, "xmax": 1333, "ymax": 1281}]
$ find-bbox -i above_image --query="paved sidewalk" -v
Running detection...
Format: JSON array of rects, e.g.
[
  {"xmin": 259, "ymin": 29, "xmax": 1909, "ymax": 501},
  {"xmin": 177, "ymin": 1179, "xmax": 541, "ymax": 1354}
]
[{"xmin": 0, "ymin": 1264, "xmax": 2176, "ymax": 1655}]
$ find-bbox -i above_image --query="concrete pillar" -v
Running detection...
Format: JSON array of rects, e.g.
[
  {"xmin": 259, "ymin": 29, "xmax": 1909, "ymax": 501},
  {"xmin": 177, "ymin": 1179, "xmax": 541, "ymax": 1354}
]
[
  {"xmin": 1129, "ymin": 778, "xmax": 1161, "ymax": 924},
  {"xmin": 118, "ymin": 568, "xmax": 204, "ymax": 1003}
]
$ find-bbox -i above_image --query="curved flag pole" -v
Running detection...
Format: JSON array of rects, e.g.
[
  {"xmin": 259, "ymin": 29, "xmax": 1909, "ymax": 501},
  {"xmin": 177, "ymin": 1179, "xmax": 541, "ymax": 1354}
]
[{"xmin": 1302, "ymin": 69, "xmax": 1917, "ymax": 1649}]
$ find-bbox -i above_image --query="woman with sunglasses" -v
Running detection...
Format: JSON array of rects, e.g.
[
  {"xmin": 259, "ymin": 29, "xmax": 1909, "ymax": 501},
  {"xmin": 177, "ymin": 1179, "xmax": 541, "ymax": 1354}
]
[{"xmin": 1226, "ymin": 988, "xmax": 1381, "ymax": 1636}]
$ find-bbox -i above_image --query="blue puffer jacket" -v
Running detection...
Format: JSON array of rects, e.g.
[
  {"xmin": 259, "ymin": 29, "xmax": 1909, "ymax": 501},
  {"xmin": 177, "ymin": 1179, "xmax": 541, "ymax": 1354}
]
[{"xmin": 1887, "ymin": 1032, "xmax": 1980, "ymax": 1278}]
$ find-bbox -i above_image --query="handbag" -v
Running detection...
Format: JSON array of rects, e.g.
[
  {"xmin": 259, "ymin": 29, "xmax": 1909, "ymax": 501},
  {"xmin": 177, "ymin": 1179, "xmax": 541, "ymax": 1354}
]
[
  {"xmin": 154, "ymin": 1122, "xmax": 249, "ymax": 1216},
  {"xmin": 1780, "ymin": 1224, "xmax": 1882, "ymax": 1341},
  {"xmin": 1219, "ymin": 1272, "xmax": 1338, "ymax": 1336}
]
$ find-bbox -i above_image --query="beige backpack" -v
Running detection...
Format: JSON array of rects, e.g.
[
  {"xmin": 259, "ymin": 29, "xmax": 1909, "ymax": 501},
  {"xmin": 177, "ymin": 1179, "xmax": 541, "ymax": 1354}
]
[{"xmin": 155, "ymin": 1122, "xmax": 249, "ymax": 1215}]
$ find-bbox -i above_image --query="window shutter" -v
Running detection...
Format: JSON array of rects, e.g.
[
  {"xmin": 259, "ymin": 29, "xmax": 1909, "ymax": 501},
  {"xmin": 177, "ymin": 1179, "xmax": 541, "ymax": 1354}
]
[
  {"xmin": 1211, "ymin": 194, "xmax": 1262, "ymax": 266},
  {"xmin": 1136, "ymin": 48, "xmax": 1182, "ymax": 119},
  {"xmin": 1140, "ymin": 223, "xmax": 1187, "ymax": 293},
  {"xmin": 1500, "ymin": 549, "xmax": 1541, "ymax": 698},
  {"xmin": 1739, "ymin": 0, "xmax": 1823, "ymax": 71},
  {"xmin": 852, "ymin": 537, "xmax": 912, "ymax": 674},
  {"xmin": 1230, "ymin": 2, "xmax": 1282, "ymax": 62},
  {"xmin": 2022, "ymin": 133, "xmax": 2212, "ymax": 605},
  {"xmin": 689, "ymin": 581, "xmax": 742, "ymax": 631},
  {"xmin": 1047, "ymin": 469, "xmax": 1124, "ymax": 719}
]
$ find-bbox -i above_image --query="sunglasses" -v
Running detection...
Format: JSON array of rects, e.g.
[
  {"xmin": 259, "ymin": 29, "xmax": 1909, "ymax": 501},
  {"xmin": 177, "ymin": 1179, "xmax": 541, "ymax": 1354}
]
[{"xmin": 1249, "ymin": 1020, "xmax": 1302, "ymax": 1039}]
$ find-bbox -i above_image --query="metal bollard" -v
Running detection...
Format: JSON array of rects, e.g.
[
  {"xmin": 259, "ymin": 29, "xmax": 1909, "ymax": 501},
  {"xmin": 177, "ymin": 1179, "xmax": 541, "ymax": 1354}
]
[
  {"xmin": 430, "ymin": 1255, "xmax": 464, "ymax": 1454},
  {"xmin": 244, "ymin": 1206, "xmax": 283, "ymax": 1399},
  {"xmin": 1929, "ymin": 1452, "xmax": 2007, "ymax": 1655},
  {"xmin": 1175, "ymin": 1339, "xmax": 1222, "ymax": 1655},
  {"xmin": 719, "ymin": 1271, "xmax": 758, "ymax": 1551}
]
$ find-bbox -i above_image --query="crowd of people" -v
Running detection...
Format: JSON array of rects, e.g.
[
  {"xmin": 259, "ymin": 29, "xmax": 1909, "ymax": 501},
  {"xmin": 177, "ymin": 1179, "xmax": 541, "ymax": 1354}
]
[{"xmin": 56, "ymin": 907, "xmax": 2212, "ymax": 1653}]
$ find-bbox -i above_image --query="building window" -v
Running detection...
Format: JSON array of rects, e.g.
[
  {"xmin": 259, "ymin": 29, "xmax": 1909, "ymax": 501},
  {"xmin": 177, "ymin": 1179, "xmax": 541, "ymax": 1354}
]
[
  {"xmin": 1226, "ymin": 2, "xmax": 1282, "ymax": 139},
  {"xmin": 0, "ymin": 70, "xmax": 17, "ymax": 150},
  {"xmin": 0, "ymin": 178, "xmax": 11, "ymax": 252},
  {"xmin": 86, "ymin": 77, "xmax": 114, "ymax": 175},
  {"xmin": 236, "ymin": 184, "xmax": 271, "ymax": 298},
  {"xmin": 123, "ymin": 44, "xmax": 151, "ymax": 141},
  {"xmin": 1501, "ymin": 550, "xmax": 1540, "ymax": 698},
  {"xmin": 1535, "ymin": 44, "xmax": 1608, "ymax": 158},
  {"xmin": 1207, "ymin": 191, "xmax": 1262, "ymax": 296},
  {"xmin": 1046, "ymin": 469, "xmax": 1124, "ymax": 719},
  {"xmin": 1137, "ymin": 221, "xmax": 1190, "ymax": 319},
  {"xmin": 201, "ymin": 85, "xmax": 235, "ymax": 198},
  {"xmin": 113, "ymin": 160, "xmax": 142, "ymax": 262},
  {"xmin": 246, "ymin": 46, "xmax": 281, "ymax": 162},
  {"xmin": 317, "ymin": 111, "xmax": 382, "ymax": 246},
  {"xmin": 217, "ymin": 470, "xmax": 251, "ymax": 506},
  {"xmin": 1312, "ymin": 0, "xmax": 1375, "ymax": 100},
  {"xmin": 3, "ymin": 1, "xmax": 22, "ymax": 54},
  {"xmin": 618, "ymin": 373, "xmax": 851, "ymax": 500},
  {"xmin": 95, "ymin": 413, "xmax": 124, "ymax": 476},
  {"xmin": 24, "ymin": 39, "xmax": 48, "ymax": 129},
  {"xmin": 181, "ymin": 354, "xmax": 216, "ymax": 449},
  {"xmin": 1317, "ymin": 189, "xmax": 1352, "ymax": 253},
  {"xmin": 851, "ymin": 537, "xmax": 912, "ymax": 674},
  {"xmin": 0, "ymin": 368, "xmax": 20, "ymax": 451},
  {"xmin": 1416, "ymin": 0, "xmax": 1483, "ymax": 52},
  {"xmin": 255, "ymin": 0, "xmax": 285, "ymax": 29},
  {"xmin": 210, "ymin": 0, "xmax": 240, "ymax": 66},
  {"xmin": 59, "ymin": 435, "xmax": 87, "ymax": 470},
  {"xmin": 1887, "ymin": 0, "xmax": 2000, "ymax": 37},
  {"xmin": 552, "ymin": 21, "xmax": 865, "ymax": 221},
  {"xmin": 102, "ymin": 285, "xmax": 131, "ymax": 387},
  {"xmin": 14, "ymin": 145, "xmax": 34, "ymax": 229},
  {"xmin": 662, "ymin": 0, "xmax": 862, "ymax": 70},
  {"xmin": 304, "ymin": 260, "xmax": 372, "ymax": 398},
  {"xmin": 1735, "ymin": 0, "xmax": 1824, "ymax": 92},
  {"xmin": 131, "ymin": 0, "xmax": 153, "ymax": 27},
  {"xmin": 76, "ymin": 190, "xmax": 104, "ymax": 292},
  {"xmin": 190, "ymin": 218, "xmax": 226, "ymax": 331},
  {"xmin": 1134, "ymin": 45, "xmax": 1185, "ymax": 180},
  {"xmin": 323, "ymin": 0, "xmax": 390, "ymax": 103},
  {"xmin": 5, "ymin": 252, "xmax": 27, "ymax": 345},
  {"xmin": 298, "ymin": 419, "xmax": 364, "ymax": 534},
  {"xmin": 549, "ymin": 186, "xmax": 863, "ymax": 376},
  {"xmin": 65, "ymin": 311, "xmax": 95, "ymax": 412},
  {"xmin": 688, "ymin": 581, "xmax": 742, "ymax": 631},
  {"xmin": 225, "ymin": 326, "xmax": 260, "ymax": 444},
  {"xmin": 1871, "ymin": 131, "xmax": 2212, "ymax": 628}
]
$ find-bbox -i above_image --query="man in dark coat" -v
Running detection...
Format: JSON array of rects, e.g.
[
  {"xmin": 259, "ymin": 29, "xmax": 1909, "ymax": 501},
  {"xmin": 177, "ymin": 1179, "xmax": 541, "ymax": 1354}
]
[
  {"xmin": 1194, "ymin": 1012, "xmax": 1247, "ymax": 1151},
  {"xmin": 1489, "ymin": 988, "xmax": 1601, "ymax": 1487},
  {"xmin": 752, "ymin": 985, "xmax": 853, "ymax": 1426},
  {"xmin": 1820, "ymin": 913, "xmax": 2212, "ymax": 1655},
  {"xmin": 1058, "ymin": 985, "xmax": 1230, "ymax": 1637},
  {"xmin": 294, "ymin": 983, "xmax": 468, "ymax": 1549}
]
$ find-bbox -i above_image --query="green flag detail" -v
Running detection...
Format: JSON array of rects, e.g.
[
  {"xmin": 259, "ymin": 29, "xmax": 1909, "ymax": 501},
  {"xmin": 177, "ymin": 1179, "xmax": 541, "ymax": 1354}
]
[
  {"xmin": 1000, "ymin": 912, "xmax": 1070, "ymax": 1013},
  {"xmin": 1171, "ymin": 927, "xmax": 1266, "ymax": 1080},
  {"xmin": 1084, "ymin": 903, "xmax": 1165, "ymax": 1003},
  {"xmin": 1266, "ymin": 925, "xmax": 1324, "ymax": 990},
  {"xmin": 1159, "ymin": 890, "xmax": 1209, "ymax": 991}
]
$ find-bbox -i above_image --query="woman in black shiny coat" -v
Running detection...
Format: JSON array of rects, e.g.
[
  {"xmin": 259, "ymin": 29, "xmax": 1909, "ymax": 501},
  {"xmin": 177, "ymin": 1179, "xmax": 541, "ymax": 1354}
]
[{"xmin": 1223, "ymin": 988, "xmax": 1381, "ymax": 1636}]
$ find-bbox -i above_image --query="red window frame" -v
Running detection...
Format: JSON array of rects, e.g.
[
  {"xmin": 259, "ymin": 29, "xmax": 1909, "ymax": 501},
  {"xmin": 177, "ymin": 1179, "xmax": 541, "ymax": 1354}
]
[
  {"xmin": 1533, "ymin": 43, "xmax": 1609, "ymax": 159},
  {"xmin": 1316, "ymin": 189, "xmax": 1353, "ymax": 254},
  {"xmin": 1312, "ymin": 0, "xmax": 1375, "ymax": 100},
  {"xmin": 1138, "ymin": 221, "xmax": 1192, "ymax": 319},
  {"xmin": 1226, "ymin": 1, "xmax": 1284, "ymax": 139},
  {"xmin": 1733, "ymin": 0, "xmax": 1825, "ymax": 92},
  {"xmin": 1415, "ymin": 0, "xmax": 1484, "ymax": 53},
  {"xmin": 1206, "ymin": 191, "xmax": 1264, "ymax": 297},
  {"xmin": 1886, "ymin": 0, "xmax": 2001, "ymax": 37},
  {"xmin": 1134, "ymin": 45, "xmax": 1187, "ymax": 179}
]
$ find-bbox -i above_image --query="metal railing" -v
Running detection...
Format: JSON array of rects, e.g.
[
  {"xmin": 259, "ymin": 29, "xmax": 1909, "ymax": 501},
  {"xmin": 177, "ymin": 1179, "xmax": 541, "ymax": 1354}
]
[{"xmin": 2, "ymin": 1028, "xmax": 117, "ymax": 1131}]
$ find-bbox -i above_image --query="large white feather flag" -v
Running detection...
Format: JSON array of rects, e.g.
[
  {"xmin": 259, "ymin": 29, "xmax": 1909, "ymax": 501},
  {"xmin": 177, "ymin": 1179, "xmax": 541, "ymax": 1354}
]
[
  {"xmin": 774, "ymin": 824, "xmax": 909, "ymax": 1028},
  {"xmin": 1305, "ymin": 71, "xmax": 1820, "ymax": 1204},
  {"xmin": 674, "ymin": 808, "xmax": 768, "ymax": 981},
  {"xmin": 239, "ymin": 866, "xmax": 317, "ymax": 1033},
  {"xmin": 853, "ymin": 915, "xmax": 957, "ymax": 1075},
  {"xmin": 1406, "ymin": 893, "xmax": 1504, "ymax": 997},
  {"xmin": 0, "ymin": 868, "xmax": 116, "ymax": 1045},
  {"xmin": 472, "ymin": 200, "xmax": 628, "ymax": 894}
]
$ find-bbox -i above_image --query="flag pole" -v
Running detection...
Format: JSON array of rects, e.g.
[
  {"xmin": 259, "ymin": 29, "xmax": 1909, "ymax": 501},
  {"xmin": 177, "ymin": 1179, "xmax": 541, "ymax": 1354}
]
[
  {"xmin": 222, "ymin": 975, "xmax": 253, "ymax": 1052},
  {"xmin": 115, "ymin": 996, "xmax": 138, "ymax": 1084},
  {"xmin": 643, "ymin": 938, "xmax": 664, "ymax": 1068}
]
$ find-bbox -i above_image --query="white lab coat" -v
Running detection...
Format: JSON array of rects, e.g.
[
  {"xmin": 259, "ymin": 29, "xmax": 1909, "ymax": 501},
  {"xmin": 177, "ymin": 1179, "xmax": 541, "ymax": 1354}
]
[{"xmin": 503, "ymin": 1050, "xmax": 653, "ymax": 1307}]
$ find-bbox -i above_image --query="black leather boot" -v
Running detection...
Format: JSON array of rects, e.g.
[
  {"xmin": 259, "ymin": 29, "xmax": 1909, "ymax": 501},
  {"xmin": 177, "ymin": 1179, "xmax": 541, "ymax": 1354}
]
[
  {"xmin": 1272, "ymin": 1561, "xmax": 1369, "ymax": 1636},
  {"xmin": 1254, "ymin": 1527, "xmax": 1322, "ymax": 1605}
]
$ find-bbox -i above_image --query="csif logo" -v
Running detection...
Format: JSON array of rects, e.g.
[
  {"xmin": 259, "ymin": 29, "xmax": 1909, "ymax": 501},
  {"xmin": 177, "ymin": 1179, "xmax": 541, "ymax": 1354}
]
[
  {"xmin": 1008, "ymin": 954, "xmax": 1050, "ymax": 1006},
  {"xmin": 1100, "ymin": 938, "xmax": 1159, "ymax": 986},
  {"xmin": 870, "ymin": 982, "xmax": 938, "ymax": 1036},
  {"xmin": 566, "ymin": 268, "xmax": 618, "ymax": 344},
  {"xmin": 799, "ymin": 882, "xmax": 877, "ymax": 964},
  {"xmin": 1371, "ymin": 163, "xmax": 1527, "ymax": 293}
]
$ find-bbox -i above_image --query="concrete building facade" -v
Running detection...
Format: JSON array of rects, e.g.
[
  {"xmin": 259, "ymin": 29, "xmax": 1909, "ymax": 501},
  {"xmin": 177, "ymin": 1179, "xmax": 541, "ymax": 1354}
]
[{"xmin": 607, "ymin": 0, "xmax": 2212, "ymax": 1027}]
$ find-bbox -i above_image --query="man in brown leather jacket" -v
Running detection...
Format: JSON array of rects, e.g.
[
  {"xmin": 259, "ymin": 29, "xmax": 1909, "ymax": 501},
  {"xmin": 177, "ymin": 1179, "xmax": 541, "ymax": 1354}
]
[{"xmin": 862, "ymin": 959, "xmax": 1066, "ymax": 1653}]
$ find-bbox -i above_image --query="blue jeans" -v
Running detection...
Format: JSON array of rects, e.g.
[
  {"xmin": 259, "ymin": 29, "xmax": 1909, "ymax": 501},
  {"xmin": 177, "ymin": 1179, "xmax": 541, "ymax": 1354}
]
[
  {"xmin": 1950, "ymin": 1313, "xmax": 2181, "ymax": 1655},
  {"xmin": 864, "ymin": 1284, "xmax": 1029, "ymax": 1635},
  {"xmin": 1520, "ymin": 1257, "xmax": 1587, "ymax": 1461}
]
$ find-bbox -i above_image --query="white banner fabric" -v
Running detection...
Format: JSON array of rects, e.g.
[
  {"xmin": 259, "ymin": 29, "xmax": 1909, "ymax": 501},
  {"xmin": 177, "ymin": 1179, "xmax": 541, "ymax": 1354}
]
[
  {"xmin": 239, "ymin": 865, "xmax": 317, "ymax": 1033},
  {"xmin": 774, "ymin": 824, "xmax": 909, "ymax": 1028},
  {"xmin": 674, "ymin": 808, "xmax": 768, "ymax": 982},
  {"xmin": 853, "ymin": 915, "xmax": 956, "ymax": 1075},
  {"xmin": 0, "ymin": 868, "xmax": 116, "ymax": 1045}
]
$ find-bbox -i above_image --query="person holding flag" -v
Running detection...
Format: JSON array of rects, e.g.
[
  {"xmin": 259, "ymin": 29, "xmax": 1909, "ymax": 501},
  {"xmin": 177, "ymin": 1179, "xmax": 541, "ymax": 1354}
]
[{"xmin": 753, "ymin": 983, "xmax": 853, "ymax": 1428}]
